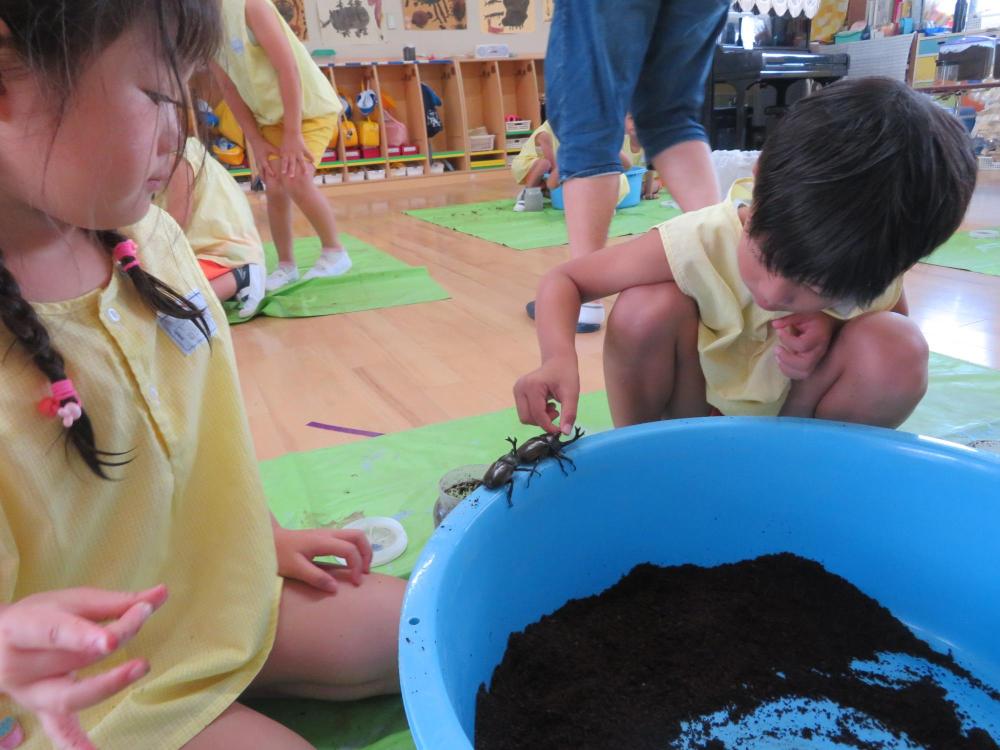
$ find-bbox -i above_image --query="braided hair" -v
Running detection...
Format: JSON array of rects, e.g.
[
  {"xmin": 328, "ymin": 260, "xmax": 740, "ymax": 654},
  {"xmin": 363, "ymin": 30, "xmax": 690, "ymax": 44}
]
[{"xmin": 0, "ymin": 1, "xmax": 221, "ymax": 478}]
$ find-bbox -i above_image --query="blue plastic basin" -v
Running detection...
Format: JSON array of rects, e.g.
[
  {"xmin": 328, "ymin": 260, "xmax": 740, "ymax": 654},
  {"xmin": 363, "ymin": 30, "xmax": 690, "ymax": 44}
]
[
  {"xmin": 550, "ymin": 166, "xmax": 647, "ymax": 210},
  {"xmin": 400, "ymin": 419, "xmax": 1000, "ymax": 748}
]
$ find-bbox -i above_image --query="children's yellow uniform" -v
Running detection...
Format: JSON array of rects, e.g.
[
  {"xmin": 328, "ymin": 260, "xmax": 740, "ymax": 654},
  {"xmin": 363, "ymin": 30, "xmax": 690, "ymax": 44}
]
[
  {"xmin": 217, "ymin": 0, "xmax": 341, "ymax": 163},
  {"xmin": 155, "ymin": 138, "xmax": 264, "ymax": 270},
  {"xmin": 0, "ymin": 207, "xmax": 280, "ymax": 749},
  {"xmin": 659, "ymin": 179, "xmax": 904, "ymax": 416},
  {"xmin": 512, "ymin": 122, "xmax": 630, "ymax": 203}
]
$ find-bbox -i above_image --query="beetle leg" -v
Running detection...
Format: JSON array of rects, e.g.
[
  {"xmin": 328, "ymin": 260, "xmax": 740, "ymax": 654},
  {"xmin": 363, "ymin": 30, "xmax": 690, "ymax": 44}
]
[
  {"xmin": 506, "ymin": 481, "xmax": 514, "ymax": 507},
  {"xmin": 553, "ymin": 451, "xmax": 577, "ymax": 474}
]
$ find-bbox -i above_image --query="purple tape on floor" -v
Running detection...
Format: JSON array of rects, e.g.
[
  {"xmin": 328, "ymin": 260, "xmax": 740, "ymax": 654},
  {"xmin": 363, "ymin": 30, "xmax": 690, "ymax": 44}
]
[{"xmin": 306, "ymin": 421, "xmax": 384, "ymax": 438}]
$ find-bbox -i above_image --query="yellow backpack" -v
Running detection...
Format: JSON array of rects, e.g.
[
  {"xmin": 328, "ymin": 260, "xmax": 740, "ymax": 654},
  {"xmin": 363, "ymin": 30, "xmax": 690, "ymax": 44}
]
[
  {"xmin": 359, "ymin": 118, "xmax": 381, "ymax": 149},
  {"xmin": 341, "ymin": 120, "xmax": 359, "ymax": 149}
]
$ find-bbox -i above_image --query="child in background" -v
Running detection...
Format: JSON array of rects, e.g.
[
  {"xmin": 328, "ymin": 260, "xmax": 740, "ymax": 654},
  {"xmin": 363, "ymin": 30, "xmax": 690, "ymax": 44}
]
[
  {"xmin": 512, "ymin": 120, "xmax": 633, "ymax": 212},
  {"xmin": 514, "ymin": 78, "xmax": 976, "ymax": 434},
  {"xmin": 212, "ymin": 0, "xmax": 349, "ymax": 292},
  {"xmin": 0, "ymin": 3, "xmax": 403, "ymax": 749},
  {"xmin": 624, "ymin": 114, "xmax": 663, "ymax": 200},
  {"xmin": 514, "ymin": 120, "xmax": 633, "ymax": 333},
  {"xmin": 158, "ymin": 137, "xmax": 266, "ymax": 318}
]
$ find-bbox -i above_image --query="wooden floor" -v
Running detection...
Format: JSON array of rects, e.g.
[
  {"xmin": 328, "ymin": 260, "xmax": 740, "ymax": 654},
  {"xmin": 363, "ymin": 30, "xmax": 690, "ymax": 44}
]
[{"xmin": 234, "ymin": 171, "xmax": 1000, "ymax": 462}]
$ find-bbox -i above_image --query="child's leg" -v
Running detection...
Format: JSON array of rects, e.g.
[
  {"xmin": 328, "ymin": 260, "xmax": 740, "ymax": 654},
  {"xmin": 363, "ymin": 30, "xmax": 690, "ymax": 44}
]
[
  {"xmin": 523, "ymin": 158, "xmax": 551, "ymax": 189},
  {"xmin": 248, "ymin": 572, "xmax": 405, "ymax": 701},
  {"xmin": 284, "ymin": 169, "xmax": 341, "ymax": 251},
  {"xmin": 265, "ymin": 181, "xmax": 296, "ymax": 267},
  {"xmin": 604, "ymin": 281, "xmax": 709, "ymax": 426},
  {"xmin": 780, "ymin": 312, "xmax": 929, "ymax": 427},
  {"xmin": 209, "ymin": 272, "xmax": 238, "ymax": 302},
  {"xmin": 183, "ymin": 703, "xmax": 312, "ymax": 749}
]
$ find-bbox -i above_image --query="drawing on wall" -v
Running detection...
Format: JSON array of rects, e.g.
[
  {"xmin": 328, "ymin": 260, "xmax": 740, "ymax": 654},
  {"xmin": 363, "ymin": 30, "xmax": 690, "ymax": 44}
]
[
  {"xmin": 481, "ymin": 0, "xmax": 536, "ymax": 33},
  {"xmin": 317, "ymin": 0, "xmax": 385, "ymax": 43},
  {"xmin": 275, "ymin": 0, "xmax": 309, "ymax": 39},
  {"xmin": 403, "ymin": 0, "xmax": 468, "ymax": 30},
  {"xmin": 543, "ymin": 0, "xmax": 553, "ymax": 22}
]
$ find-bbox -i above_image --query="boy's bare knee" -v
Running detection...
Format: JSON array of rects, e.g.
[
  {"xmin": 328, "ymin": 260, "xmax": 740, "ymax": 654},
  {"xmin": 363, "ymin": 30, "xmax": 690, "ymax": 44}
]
[
  {"xmin": 608, "ymin": 282, "xmax": 695, "ymax": 349},
  {"xmin": 848, "ymin": 312, "xmax": 929, "ymax": 398}
]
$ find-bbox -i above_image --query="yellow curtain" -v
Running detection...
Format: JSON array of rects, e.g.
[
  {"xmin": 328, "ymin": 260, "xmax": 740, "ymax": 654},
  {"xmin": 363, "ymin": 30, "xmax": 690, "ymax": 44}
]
[{"xmin": 812, "ymin": 0, "xmax": 850, "ymax": 41}]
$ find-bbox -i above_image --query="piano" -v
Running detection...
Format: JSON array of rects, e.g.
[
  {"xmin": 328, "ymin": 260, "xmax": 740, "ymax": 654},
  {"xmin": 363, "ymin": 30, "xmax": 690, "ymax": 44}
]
[{"xmin": 705, "ymin": 9, "xmax": 850, "ymax": 150}]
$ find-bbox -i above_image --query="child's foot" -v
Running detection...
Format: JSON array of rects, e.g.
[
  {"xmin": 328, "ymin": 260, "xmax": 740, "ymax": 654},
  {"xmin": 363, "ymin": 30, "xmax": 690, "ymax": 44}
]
[
  {"xmin": 525, "ymin": 300, "xmax": 605, "ymax": 333},
  {"xmin": 265, "ymin": 262, "xmax": 299, "ymax": 292},
  {"xmin": 513, "ymin": 189, "xmax": 527, "ymax": 212},
  {"xmin": 577, "ymin": 301, "xmax": 604, "ymax": 333},
  {"xmin": 233, "ymin": 264, "xmax": 266, "ymax": 318},
  {"xmin": 303, "ymin": 248, "xmax": 352, "ymax": 280}
]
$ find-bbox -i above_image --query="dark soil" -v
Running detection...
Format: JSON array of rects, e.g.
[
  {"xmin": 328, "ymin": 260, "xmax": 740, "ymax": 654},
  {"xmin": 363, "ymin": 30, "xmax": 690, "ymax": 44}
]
[
  {"xmin": 446, "ymin": 479, "xmax": 482, "ymax": 500},
  {"xmin": 475, "ymin": 554, "xmax": 998, "ymax": 750}
]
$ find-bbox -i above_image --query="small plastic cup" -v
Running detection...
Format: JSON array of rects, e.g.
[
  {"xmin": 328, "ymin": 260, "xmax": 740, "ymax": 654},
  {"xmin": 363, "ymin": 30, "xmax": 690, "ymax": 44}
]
[{"xmin": 434, "ymin": 464, "xmax": 488, "ymax": 527}]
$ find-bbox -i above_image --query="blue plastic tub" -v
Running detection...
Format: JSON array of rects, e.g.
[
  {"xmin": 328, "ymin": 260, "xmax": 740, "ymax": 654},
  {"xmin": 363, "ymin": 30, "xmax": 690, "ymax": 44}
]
[
  {"xmin": 400, "ymin": 419, "xmax": 1000, "ymax": 749},
  {"xmin": 550, "ymin": 166, "xmax": 647, "ymax": 210}
]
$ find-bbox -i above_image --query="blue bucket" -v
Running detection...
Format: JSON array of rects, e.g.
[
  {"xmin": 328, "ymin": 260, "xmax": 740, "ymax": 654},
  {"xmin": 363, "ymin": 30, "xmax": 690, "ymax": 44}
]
[
  {"xmin": 400, "ymin": 419, "xmax": 1000, "ymax": 748},
  {"xmin": 550, "ymin": 166, "xmax": 647, "ymax": 210}
]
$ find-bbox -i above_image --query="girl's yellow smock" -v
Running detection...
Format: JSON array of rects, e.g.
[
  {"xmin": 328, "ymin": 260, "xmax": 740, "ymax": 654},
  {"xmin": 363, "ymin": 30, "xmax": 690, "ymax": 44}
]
[{"xmin": 0, "ymin": 207, "xmax": 280, "ymax": 749}]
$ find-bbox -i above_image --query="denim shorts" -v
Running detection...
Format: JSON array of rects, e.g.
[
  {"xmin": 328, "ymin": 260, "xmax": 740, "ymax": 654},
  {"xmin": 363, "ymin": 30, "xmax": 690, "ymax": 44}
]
[{"xmin": 546, "ymin": 0, "xmax": 729, "ymax": 181}]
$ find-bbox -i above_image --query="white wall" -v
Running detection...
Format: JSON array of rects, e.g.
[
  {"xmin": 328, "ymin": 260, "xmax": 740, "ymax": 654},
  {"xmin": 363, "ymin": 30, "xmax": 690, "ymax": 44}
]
[{"xmin": 303, "ymin": 0, "xmax": 550, "ymax": 59}]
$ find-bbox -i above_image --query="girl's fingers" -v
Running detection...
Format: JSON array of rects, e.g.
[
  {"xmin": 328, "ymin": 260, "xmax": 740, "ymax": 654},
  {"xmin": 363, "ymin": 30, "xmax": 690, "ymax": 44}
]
[
  {"xmin": 42, "ymin": 586, "xmax": 166, "ymax": 623},
  {"xmin": 292, "ymin": 557, "xmax": 339, "ymax": 593},
  {"xmin": 18, "ymin": 659, "xmax": 149, "ymax": 717},
  {"xmin": 38, "ymin": 710, "xmax": 95, "ymax": 750},
  {"xmin": 335, "ymin": 529, "xmax": 372, "ymax": 572},
  {"xmin": 5, "ymin": 610, "xmax": 114, "ymax": 656}
]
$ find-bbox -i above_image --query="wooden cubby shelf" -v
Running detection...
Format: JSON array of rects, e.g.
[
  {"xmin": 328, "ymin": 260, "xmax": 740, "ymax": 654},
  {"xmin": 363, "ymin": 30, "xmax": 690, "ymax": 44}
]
[{"xmin": 219, "ymin": 56, "xmax": 544, "ymax": 186}]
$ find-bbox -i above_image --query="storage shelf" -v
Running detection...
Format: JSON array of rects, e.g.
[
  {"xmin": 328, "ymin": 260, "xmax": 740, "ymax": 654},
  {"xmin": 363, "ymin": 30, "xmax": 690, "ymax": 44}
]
[{"xmin": 211, "ymin": 56, "xmax": 542, "ymax": 187}]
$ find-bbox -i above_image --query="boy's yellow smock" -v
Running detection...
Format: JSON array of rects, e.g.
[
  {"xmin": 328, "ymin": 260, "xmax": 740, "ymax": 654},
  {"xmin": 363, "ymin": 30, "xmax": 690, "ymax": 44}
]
[
  {"xmin": 0, "ymin": 207, "xmax": 280, "ymax": 749},
  {"xmin": 512, "ymin": 122, "xmax": 630, "ymax": 202},
  {"xmin": 155, "ymin": 138, "xmax": 264, "ymax": 270},
  {"xmin": 658, "ymin": 179, "xmax": 903, "ymax": 416},
  {"xmin": 217, "ymin": 0, "xmax": 341, "ymax": 127}
]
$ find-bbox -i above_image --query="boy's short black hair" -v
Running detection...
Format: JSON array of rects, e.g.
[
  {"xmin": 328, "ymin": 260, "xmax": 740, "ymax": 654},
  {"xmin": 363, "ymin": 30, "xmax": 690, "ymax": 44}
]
[{"xmin": 748, "ymin": 77, "xmax": 977, "ymax": 306}]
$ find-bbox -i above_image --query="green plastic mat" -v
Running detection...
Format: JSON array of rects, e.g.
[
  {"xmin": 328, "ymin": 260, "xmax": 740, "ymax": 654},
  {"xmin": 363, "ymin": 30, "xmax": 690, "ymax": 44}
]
[
  {"xmin": 922, "ymin": 227, "xmax": 1000, "ymax": 276},
  {"xmin": 253, "ymin": 352, "xmax": 1000, "ymax": 748},
  {"xmin": 226, "ymin": 235, "xmax": 449, "ymax": 324},
  {"xmin": 404, "ymin": 196, "xmax": 681, "ymax": 251}
]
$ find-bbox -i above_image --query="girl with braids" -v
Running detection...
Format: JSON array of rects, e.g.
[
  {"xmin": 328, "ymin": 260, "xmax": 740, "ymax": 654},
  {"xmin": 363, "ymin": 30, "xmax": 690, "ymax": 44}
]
[{"xmin": 0, "ymin": 3, "xmax": 403, "ymax": 749}]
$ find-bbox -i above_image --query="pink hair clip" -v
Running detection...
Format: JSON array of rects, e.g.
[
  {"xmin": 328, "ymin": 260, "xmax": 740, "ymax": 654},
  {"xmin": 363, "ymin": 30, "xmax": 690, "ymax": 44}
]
[
  {"xmin": 37, "ymin": 379, "xmax": 83, "ymax": 428},
  {"xmin": 113, "ymin": 240, "xmax": 140, "ymax": 272}
]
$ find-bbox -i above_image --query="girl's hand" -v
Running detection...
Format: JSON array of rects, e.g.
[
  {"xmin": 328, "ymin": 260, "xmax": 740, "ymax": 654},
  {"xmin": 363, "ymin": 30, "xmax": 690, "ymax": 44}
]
[
  {"xmin": 513, "ymin": 355, "xmax": 580, "ymax": 435},
  {"xmin": 773, "ymin": 312, "xmax": 837, "ymax": 380},
  {"xmin": 0, "ymin": 586, "xmax": 167, "ymax": 750},
  {"xmin": 273, "ymin": 527, "xmax": 372, "ymax": 593},
  {"xmin": 279, "ymin": 130, "xmax": 313, "ymax": 180},
  {"xmin": 246, "ymin": 132, "xmax": 280, "ymax": 182}
]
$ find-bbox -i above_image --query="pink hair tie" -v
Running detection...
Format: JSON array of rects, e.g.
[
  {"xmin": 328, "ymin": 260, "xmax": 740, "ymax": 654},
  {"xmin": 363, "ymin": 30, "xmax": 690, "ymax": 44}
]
[
  {"xmin": 113, "ymin": 240, "xmax": 140, "ymax": 272},
  {"xmin": 37, "ymin": 379, "xmax": 83, "ymax": 428}
]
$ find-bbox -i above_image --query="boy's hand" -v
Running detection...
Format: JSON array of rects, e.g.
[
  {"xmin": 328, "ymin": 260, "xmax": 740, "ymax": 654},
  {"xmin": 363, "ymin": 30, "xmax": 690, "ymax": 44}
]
[
  {"xmin": 279, "ymin": 129, "xmax": 314, "ymax": 180},
  {"xmin": 0, "ymin": 586, "xmax": 167, "ymax": 750},
  {"xmin": 273, "ymin": 526, "xmax": 372, "ymax": 593},
  {"xmin": 514, "ymin": 355, "xmax": 580, "ymax": 434},
  {"xmin": 772, "ymin": 312, "xmax": 837, "ymax": 380}
]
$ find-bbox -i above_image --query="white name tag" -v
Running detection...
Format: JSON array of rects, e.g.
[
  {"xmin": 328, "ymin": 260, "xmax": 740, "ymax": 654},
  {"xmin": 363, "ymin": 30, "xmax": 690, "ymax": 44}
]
[{"xmin": 157, "ymin": 290, "xmax": 217, "ymax": 356}]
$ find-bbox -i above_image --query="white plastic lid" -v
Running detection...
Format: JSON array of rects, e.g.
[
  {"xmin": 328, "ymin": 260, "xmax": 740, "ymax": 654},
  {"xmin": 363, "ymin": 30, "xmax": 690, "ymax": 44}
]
[{"xmin": 340, "ymin": 516, "xmax": 408, "ymax": 568}]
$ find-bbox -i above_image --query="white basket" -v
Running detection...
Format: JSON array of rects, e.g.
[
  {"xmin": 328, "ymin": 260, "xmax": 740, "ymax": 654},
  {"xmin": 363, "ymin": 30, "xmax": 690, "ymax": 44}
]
[
  {"xmin": 979, "ymin": 155, "xmax": 1000, "ymax": 170},
  {"xmin": 506, "ymin": 136, "xmax": 529, "ymax": 150},
  {"xmin": 347, "ymin": 170, "xmax": 366, "ymax": 183},
  {"xmin": 505, "ymin": 119, "xmax": 531, "ymax": 132},
  {"xmin": 390, "ymin": 166, "xmax": 407, "ymax": 177},
  {"xmin": 366, "ymin": 168, "xmax": 386, "ymax": 181},
  {"xmin": 406, "ymin": 165, "xmax": 425, "ymax": 176},
  {"xmin": 429, "ymin": 161, "xmax": 446, "ymax": 174},
  {"xmin": 470, "ymin": 134, "xmax": 496, "ymax": 152}
]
